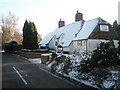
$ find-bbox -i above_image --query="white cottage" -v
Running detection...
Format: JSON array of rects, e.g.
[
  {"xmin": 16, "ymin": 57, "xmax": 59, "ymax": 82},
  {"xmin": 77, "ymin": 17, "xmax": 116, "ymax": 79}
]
[
  {"xmin": 70, "ymin": 17, "xmax": 119, "ymax": 54},
  {"xmin": 39, "ymin": 11, "xmax": 119, "ymax": 54}
]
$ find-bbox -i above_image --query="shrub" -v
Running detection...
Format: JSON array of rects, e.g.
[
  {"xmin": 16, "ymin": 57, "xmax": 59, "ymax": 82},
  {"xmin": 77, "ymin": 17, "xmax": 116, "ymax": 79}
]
[
  {"xmin": 62, "ymin": 58, "xmax": 72, "ymax": 74},
  {"xmin": 89, "ymin": 40, "xmax": 119, "ymax": 68},
  {"xmin": 79, "ymin": 40, "xmax": 120, "ymax": 89}
]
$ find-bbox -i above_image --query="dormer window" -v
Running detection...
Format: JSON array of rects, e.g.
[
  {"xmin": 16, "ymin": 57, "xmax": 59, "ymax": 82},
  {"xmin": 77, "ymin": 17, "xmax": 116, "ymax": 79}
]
[{"xmin": 100, "ymin": 25, "xmax": 109, "ymax": 31}]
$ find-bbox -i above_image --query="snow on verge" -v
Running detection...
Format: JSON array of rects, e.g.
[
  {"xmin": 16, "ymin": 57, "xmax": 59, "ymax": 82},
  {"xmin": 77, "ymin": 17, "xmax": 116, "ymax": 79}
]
[
  {"xmin": 46, "ymin": 54, "xmax": 120, "ymax": 89},
  {"xmin": 28, "ymin": 58, "xmax": 41, "ymax": 64}
]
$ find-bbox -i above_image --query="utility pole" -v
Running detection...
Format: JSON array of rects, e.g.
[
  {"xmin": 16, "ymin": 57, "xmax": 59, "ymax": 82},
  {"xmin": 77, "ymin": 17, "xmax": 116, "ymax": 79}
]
[{"xmin": 118, "ymin": 1, "xmax": 120, "ymax": 25}]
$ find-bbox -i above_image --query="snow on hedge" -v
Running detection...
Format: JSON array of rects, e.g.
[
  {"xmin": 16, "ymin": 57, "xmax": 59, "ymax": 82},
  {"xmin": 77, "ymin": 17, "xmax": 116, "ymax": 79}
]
[{"xmin": 46, "ymin": 54, "xmax": 120, "ymax": 89}]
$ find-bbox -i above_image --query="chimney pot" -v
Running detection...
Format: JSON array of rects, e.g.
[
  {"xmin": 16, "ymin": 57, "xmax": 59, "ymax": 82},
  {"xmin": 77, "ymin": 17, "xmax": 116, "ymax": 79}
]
[
  {"xmin": 58, "ymin": 19, "xmax": 65, "ymax": 28},
  {"xmin": 75, "ymin": 10, "xmax": 83, "ymax": 22},
  {"xmin": 77, "ymin": 10, "xmax": 78, "ymax": 13}
]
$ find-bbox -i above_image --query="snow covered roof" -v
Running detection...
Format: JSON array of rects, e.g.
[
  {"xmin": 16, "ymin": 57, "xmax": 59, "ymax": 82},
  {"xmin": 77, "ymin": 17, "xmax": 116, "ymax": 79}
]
[
  {"xmin": 58, "ymin": 21, "xmax": 83, "ymax": 46},
  {"xmin": 73, "ymin": 17, "xmax": 99, "ymax": 40},
  {"xmin": 39, "ymin": 32, "xmax": 55, "ymax": 46},
  {"xmin": 39, "ymin": 21, "xmax": 83, "ymax": 46},
  {"xmin": 39, "ymin": 17, "xmax": 100, "ymax": 47}
]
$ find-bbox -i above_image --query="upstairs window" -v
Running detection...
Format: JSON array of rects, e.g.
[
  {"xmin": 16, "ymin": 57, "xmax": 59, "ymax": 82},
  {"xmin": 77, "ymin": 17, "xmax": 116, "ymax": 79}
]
[
  {"xmin": 77, "ymin": 41, "xmax": 82, "ymax": 46},
  {"xmin": 100, "ymin": 25, "xmax": 109, "ymax": 31}
]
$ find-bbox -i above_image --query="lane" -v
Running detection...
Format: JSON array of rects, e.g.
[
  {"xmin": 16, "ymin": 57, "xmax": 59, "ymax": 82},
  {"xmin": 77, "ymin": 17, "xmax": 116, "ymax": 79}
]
[
  {"xmin": 2, "ymin": 53, "xmax": 80, "ymax": 88},
  {"xmin": 2, "ymin": 60, "xmax": 29, "ymax": 88},
  {"xmin": 12, "ymin": 55, "xmax": 79, "ymax": 88}
]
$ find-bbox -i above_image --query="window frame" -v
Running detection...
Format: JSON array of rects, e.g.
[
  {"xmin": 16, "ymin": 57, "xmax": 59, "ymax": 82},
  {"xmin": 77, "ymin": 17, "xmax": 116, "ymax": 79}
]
[
  {"xmin": 77, "ymin": 41, "xmax": 82, "ymax": 46},
  {"xmin": 100, "ymin": 24, "xmax": 109, "ymax": 32}
]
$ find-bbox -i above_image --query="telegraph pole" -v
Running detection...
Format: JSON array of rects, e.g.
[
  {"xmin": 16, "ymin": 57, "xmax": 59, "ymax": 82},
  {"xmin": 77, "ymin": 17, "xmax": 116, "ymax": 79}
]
[{"xmin": 118, "ymin": 1, "xmax": 120, "ymax": 25}]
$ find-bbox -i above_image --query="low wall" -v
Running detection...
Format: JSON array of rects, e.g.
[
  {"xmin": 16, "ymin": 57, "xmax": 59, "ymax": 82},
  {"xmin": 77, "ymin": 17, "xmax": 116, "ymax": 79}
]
[
  {"xmin": 19, "ymin": 52, "xmax": 41, "ymax": 58},
  {"xmin": 12, "ymin": 51, "xmax": 52, "ymax": 64}
]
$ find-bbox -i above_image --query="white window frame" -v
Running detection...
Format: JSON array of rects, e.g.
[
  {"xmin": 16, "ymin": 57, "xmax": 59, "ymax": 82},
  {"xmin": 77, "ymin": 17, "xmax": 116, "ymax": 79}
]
[
  {"xmin": 100, "ymin": 25, "xmax": 109, "ymax": 32},
  {"xmin": 77, "ymin": 41, "xmax": 82, "ymax": 46}
]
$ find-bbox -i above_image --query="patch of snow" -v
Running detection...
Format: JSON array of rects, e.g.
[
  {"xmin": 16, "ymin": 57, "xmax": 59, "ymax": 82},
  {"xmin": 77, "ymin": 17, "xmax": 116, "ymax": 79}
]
[
  {"xmin": 79, "ymin": 79, "xmax": 98, "ymax": 89},
  {"xmin": 41, "ymin": 53, "xmax": 52, "ymax": 56},
  {"xmin": 21, "ymin": 49, "xmax": 31, "ymax": 51},
  {"xmin": 60, "ymin": 71, "xmax": 98, "ymax": 89},
  {"xmin": 110, "ymin": 70, "xmax": 119, "ymax": 80},
  {"xmin": 47, "ymin": 61, "xmax": 55, "ymax": 69},
  {"xmin": 110, "ymin": 70, "xmax": 119, "ymax": 74},
  {"xmin": 63, "ymin": 54, "xmax": 73, "ymax": 58},
  {"xmin": 57, "ymin": 53, "xmax": 63, "ymax": 57},
  {"xmin": 69, "ymin": 70, "xmax": 78, "ymax": 78},
  {"xmin": 56, "ymin": 63, "xmax": 64, "ymax": 73},
  {"xmin": 103, "ymin": 80, "xmax": 115, "ymax": 88},
  {"xmin": 0, "ymin": 50, "xmax": 4, "ymax": 52},
  {"xmin": 28, "ymin": 58, "xmax": 41, "ymax": 64}
]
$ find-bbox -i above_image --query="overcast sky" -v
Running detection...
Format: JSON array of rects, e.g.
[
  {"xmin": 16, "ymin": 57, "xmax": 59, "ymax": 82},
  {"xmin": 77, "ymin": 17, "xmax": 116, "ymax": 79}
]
[{"xmin": 0, "ymin": 0, "xmax": 120, "ymax": 38}]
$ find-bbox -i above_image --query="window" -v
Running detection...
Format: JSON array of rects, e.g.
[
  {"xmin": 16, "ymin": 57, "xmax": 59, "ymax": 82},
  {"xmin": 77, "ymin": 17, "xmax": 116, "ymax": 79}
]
[
  {"xmin": 77, "ymin": 41, "xmax": 82, "ymax": 46},
  {"xmin": 100, "ymin": 25, "xmax": 109, "ymax": 31}
]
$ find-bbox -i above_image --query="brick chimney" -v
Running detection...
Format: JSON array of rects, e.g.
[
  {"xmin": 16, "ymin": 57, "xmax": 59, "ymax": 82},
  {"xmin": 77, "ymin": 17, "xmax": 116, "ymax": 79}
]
[
  {"xmin": 58, "ymin": 18, "xmax": 65, "ymax": 28},
  {"xmin": 75, "ymin": 10, "xmax": 83, "ymax": 22}
]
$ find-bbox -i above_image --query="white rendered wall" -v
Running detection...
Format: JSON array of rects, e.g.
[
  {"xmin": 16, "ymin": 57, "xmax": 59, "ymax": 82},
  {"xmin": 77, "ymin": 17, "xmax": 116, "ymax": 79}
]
[
  {"xmin": 70, "ymin": 39, "xmax": 119, "ymax": 54},
  {"xmin": 87, "ymin": 39, "xmax": 119, "ymax": 53},
  {"xmin": 49, "ymin": 36, "xmax": 56, "ymax": 50},
  {"xmin": 70, "ymin": 40, "xmax": 87, "ymax": 54}
]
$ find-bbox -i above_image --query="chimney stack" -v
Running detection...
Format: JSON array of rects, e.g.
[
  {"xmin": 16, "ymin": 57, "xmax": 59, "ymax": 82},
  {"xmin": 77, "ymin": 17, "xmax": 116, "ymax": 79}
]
[
  {"xmin": 58, "ymin": 18, "xmax": 65, "ymax": 28},
  {"xmin": 75, "ymin": 10, "xmax": 83, "ymax": 22}
]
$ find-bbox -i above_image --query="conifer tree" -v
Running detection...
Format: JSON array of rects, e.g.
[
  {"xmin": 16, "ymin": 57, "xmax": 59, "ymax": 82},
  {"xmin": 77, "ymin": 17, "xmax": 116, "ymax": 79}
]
[
  {"xmin": 113, "ymin": 20, "xmax": 120, "ymax": 39},
  {"xmin": 23, "ymin": 20, "xmax": 29, "ymax": 49},
  {"xmin": 23, "ymin": 20, "xmax": 38, "ymax": 49}
]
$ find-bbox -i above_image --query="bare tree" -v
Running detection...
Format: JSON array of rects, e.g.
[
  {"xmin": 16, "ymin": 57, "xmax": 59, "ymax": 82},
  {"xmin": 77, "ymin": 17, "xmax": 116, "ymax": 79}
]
[
  {"xmin": 37, "ymin": 34, "xmax": 42, "ymax": 43},
  {"xmin": 1, "ymin": 12, "xmax": 22, "ymax": 44},
  {"xmin": 13, "ymin": 31, "xmax": 23, "ymax": 44}
]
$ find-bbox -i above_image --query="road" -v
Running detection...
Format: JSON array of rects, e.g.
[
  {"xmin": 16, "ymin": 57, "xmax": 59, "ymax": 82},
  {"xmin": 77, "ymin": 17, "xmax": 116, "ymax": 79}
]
[{"xmin": 2, "ymin": 52, "xmax": 82, "ymax": 88}]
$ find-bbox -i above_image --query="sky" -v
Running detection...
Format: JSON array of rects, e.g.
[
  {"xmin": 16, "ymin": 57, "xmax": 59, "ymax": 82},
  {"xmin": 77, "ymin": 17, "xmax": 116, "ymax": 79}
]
[{"xmin": 0, "ymin": 0, "xmax": 120, "ymax": 38}]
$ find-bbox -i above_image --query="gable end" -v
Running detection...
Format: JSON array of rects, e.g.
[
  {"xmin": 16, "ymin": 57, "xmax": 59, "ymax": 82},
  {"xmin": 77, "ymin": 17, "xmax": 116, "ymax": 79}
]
[{"xmin": 88, "ymin": 24, "xmax": 118, "ymax": 40}]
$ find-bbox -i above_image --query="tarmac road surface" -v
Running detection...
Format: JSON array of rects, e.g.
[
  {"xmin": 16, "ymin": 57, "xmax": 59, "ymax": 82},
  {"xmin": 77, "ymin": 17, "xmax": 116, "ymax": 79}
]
[{"xmin": 2, "ymin": 53, "xmax": 80, "ymax": 88}]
